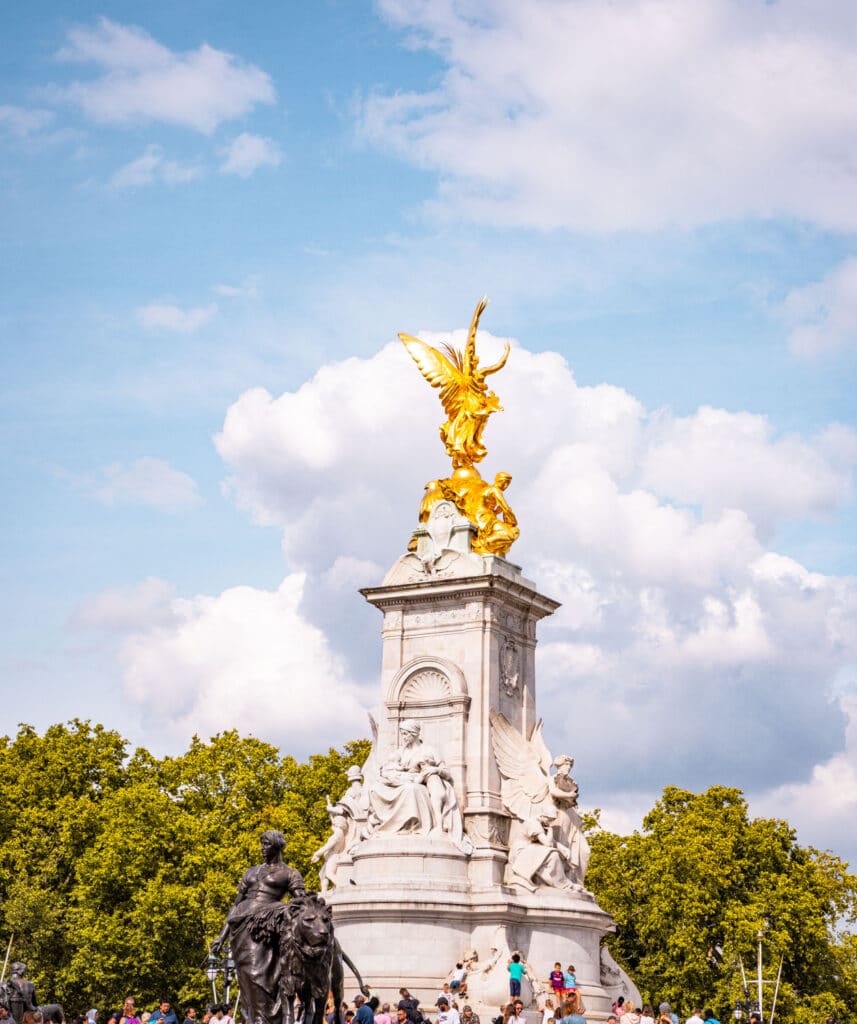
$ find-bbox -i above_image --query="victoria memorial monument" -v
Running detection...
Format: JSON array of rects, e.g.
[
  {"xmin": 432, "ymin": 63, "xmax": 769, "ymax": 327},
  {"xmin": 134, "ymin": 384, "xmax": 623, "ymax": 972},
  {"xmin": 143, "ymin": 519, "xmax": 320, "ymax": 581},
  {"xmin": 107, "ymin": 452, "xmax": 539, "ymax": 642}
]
[{"xmin": 316, "ymin": 299, "xmax": 639, "ymax": 1018}]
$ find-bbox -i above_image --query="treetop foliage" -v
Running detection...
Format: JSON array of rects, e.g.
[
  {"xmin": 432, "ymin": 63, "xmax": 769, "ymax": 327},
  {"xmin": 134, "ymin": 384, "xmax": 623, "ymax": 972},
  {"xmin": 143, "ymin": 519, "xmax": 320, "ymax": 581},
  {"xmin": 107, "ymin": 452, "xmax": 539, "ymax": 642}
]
[
  {"xmin": 1, "ymin": 724, "xmax": 854, "ymax": 1023},
  {"xmin": 587, "ymin": 785, "xmax": 857, "ymax": 1024},
  {"xmin": 0, "ymin": 721, "xmax": 369, "ymax": 1013}
]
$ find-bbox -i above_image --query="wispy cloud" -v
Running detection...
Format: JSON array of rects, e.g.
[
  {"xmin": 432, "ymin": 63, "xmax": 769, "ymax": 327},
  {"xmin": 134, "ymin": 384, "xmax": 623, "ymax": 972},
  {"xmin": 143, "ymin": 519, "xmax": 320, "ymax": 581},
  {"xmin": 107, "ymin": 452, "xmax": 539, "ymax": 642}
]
[
  {"xmin": 54, "ymin": 17, "xmax": 275, "ymax": 134},
  {"xmin": 70, "ymin": 577, "xmax": 177, "ymax": 631},
  {"xmin": 136, "ymin": 302, "xmax": 217, "ymax": 332},
  {"xmin": 363, "ymin": 0, "xmax": 857, "ymax": 232},
  {"xmin": 219, "ymin": 132, "xmax": 282, "ymax": 177},
  {"xmin": 779, "ymin": 257, "xmax": 857, "ymax": 358},
  {"xmin": 110, "ymin": 144, "xmax": 201, "ymax": 189},
  {"xmin": 213, "ymin": 279, "xmax": 259, "ymax": 299},
  {"xmin": 0, "ymin": 104, "xmax": 56, "ymax": 138},
  {"xmin": 94, "ymin": 457, "xmax": 202, "ymax": 510}
]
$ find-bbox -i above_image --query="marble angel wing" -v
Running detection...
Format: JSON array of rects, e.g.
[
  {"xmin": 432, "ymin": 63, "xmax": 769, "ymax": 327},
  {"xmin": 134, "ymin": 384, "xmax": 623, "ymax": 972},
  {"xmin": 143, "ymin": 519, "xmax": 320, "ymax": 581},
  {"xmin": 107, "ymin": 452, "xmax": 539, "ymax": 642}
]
[
  {"xmin": 360, "ymin": 712, "xmax": 380, "ymax": 794},
  {"xmin": 489, "ymin": 710, "xmax": 552, "ymax": 822},
  {"xmin": 529, "ymin": 718, "xmax": 554, "ymax": 775}
]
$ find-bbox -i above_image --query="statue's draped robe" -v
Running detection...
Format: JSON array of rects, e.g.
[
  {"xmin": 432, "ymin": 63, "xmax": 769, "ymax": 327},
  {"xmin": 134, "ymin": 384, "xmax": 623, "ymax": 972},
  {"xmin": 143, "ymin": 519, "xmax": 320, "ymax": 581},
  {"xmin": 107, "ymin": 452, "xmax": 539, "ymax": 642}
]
[
  {"xmin": 370, "ymin": 740, "xmax": 467, "ymax": 849},
  {"xmin": 226, "ymin": 863, "xmax": 306, "ymax": 1024}
]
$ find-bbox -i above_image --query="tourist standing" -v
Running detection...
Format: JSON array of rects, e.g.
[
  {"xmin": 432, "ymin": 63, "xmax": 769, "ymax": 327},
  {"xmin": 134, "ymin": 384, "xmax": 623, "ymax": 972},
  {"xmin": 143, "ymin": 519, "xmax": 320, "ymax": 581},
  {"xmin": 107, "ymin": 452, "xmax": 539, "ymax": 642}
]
[
  {"xmin": 354, "ymin": 996, "xmax": 374, "ymax": 1024},
  {"xmin": 437, "ymin": 1001, "xmax": 460, "ymax": 1024},
  {"xmin": 150, "ymin": 1003, "xmax": 177, "ymax": 1024},
  {"xmin": 507, "ymin": 954, "xmax": 526, "ymax": 998}
]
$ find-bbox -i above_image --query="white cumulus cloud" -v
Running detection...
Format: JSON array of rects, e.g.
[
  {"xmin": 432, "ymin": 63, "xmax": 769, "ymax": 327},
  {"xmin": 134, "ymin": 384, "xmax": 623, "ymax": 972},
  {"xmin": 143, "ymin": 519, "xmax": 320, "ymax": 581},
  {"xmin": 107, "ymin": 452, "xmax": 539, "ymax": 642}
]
[
  {"xmin": 137, "ymin": 301, "xmax": 217, "ymax": 332},
  {"xmin": 220, "ymin": 132, "xmax": 282, "ymax": 177},
  {"xmin": 362, "ymin": 0, "xmax": 857, "ymax": 231},
  {"xmin": 116, "ymin": 574, "xmax": 371, "ymax": 752},
  {"xmin": 213, "ymin": 327, "xmax": 857, "ymax": 858},
  {"xmin": 55, "ymin": 17, "xmax": 275, "ymax": 134}
]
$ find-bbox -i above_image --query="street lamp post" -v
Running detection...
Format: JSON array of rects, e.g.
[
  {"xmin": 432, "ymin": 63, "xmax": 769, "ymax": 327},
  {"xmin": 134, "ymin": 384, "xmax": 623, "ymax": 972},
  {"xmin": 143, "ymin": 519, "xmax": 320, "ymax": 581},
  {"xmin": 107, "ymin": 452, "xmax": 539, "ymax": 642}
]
[
  {"xmin": 224, "ymin": 954, "xmax": 236, "ymax": 1005},
  {"xmin": 204, "ymin": 949, "xmax": 238, "ymax": 1011},
  {"xmin": 205, "ymin": 953, "xmax": 221, "ymax": 1006}
]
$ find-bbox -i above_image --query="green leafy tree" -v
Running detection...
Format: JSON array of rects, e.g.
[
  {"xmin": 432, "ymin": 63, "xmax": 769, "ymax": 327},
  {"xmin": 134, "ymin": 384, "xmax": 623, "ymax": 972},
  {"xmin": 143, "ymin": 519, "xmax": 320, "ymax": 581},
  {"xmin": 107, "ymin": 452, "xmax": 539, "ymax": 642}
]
[
  {"xmin": 0, "ymin": 723, "xmax": 368, "ymax": 1014},
  {"xmin": 587, "ymin": 785, "xmax": 857, "ymax": 1020}
]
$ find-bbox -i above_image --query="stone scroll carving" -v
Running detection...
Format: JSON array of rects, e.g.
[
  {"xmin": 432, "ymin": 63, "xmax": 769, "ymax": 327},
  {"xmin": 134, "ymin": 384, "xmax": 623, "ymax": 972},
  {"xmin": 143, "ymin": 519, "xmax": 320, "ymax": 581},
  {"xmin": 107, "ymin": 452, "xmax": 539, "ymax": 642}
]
[
  {"xmin": 367, "ymin": 718, "xmax": 473, "ymax": 855},
  {"xmin": 489, "ymin": 711, "xmax": 590, "ymax": 893}
]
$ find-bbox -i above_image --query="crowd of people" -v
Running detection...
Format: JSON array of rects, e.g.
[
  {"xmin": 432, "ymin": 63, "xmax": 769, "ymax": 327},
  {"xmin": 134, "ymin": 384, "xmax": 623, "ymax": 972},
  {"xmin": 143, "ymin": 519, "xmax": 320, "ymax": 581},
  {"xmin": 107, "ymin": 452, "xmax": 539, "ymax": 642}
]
[
  {"xmin": 19, "ymin": 962, "xmax": 741, "ymax": 1024},
  {"xmin": 318, "ymin": 960, "xmax": 739, "ymax": 1024},
  {"xmin": 319, "ymin": 966, "xmax": 731, "ymax": 1024},
  {"xmin": 41, "ymin": 999, "xmax": 235, "ymax": 1024}
]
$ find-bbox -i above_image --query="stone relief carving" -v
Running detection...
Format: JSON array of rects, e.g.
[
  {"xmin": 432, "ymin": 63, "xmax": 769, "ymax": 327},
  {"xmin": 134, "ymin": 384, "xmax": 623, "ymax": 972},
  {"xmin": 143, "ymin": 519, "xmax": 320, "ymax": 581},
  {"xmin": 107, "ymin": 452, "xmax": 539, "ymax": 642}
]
[
  {"xmin": 311, "ymin": 764, "xmax": 369, "ymax": 892},
  {"xmin": 489, "ymin": 711, "xmax": 590, "ymax": 893},
  {"xmin": 500, "ymin": 636, "xmax": 520, "ymax": 696},
  {"xmin": 467, "ymin": 814, "xmax": 510, "ymax": 847},
  {"xmin": 400, "ymin": 669, "xmax": 452, "ymax": 704},
  {"xmin": 366, "ymin": 718, "xmax": 473, "ymax": 855},
  {"xmin": 426, "ymin": 499, "xmax": 456, "ymax": 557}
]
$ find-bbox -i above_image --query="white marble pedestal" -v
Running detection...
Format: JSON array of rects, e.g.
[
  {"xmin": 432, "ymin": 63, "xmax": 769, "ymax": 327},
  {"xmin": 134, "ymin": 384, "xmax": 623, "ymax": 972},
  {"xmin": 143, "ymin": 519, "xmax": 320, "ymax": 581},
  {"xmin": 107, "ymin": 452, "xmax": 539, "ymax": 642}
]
[{"xmin": 326, "ymin": 524, "xmax": 638, "ymax": 1019}]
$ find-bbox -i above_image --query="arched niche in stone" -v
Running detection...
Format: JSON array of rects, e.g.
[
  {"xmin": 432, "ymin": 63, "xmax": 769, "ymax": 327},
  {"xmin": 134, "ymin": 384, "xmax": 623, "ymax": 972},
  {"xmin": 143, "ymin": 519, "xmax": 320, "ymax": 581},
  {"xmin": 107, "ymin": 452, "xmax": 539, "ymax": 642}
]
[{"xmin": 386, "ymin": 656, "xmax": 470, "ymax": 800}]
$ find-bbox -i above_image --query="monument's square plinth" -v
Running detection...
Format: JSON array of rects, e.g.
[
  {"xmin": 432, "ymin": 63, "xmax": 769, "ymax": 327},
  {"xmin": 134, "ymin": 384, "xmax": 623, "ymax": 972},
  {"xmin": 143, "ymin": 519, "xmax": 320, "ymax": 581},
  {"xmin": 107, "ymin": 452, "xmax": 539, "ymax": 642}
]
[{"xmin": 323, "ymin": 537, "xmax": 637, "ymax": 1018}]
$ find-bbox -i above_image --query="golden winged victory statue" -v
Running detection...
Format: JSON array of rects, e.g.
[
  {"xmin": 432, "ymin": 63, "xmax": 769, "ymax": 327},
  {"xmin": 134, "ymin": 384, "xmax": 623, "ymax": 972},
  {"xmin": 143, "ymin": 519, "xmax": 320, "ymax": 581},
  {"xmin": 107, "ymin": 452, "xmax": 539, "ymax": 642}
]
[{"xmin": 399, "ymin": 297, "xmax": 520, "ymax": 557}]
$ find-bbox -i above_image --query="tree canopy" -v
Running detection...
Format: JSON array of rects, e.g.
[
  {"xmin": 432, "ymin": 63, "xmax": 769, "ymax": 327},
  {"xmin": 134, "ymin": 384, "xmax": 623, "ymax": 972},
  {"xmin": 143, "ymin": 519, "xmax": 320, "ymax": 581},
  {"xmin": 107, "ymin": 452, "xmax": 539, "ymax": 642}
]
[
  {"xmin": 0, "ymin": 721, "xmax": 368, "ymax": 1014},
  {"xmin": 587, "ymin": 785, "xmax": 857, "ymax": 1023},
  {"xmin": 1, "ymin": 725, "xmax": 854, "ymax": 1023}
]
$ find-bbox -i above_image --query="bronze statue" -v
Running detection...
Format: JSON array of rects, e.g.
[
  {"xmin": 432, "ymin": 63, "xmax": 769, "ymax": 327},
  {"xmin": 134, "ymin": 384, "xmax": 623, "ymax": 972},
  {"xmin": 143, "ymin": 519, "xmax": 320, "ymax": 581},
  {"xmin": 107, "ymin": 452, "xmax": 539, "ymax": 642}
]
[
  {"xmin": 7, "ymin": 963, "xmax": 37, "ymax": 1024},
  {"xmin": 211, "ymin": 831, "xmax": 367, "ymax": 1024},
  {"xmin": 211, "ymin": 831, "xmax": 307, "ymax": 1024}
]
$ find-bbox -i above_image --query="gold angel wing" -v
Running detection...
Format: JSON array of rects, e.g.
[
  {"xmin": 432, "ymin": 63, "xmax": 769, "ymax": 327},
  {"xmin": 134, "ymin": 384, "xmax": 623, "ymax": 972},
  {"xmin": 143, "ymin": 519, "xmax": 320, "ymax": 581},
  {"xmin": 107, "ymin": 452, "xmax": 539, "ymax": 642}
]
[{"xmin": 399, "ymin": 333, "xmax": 470, "ymax": 419}]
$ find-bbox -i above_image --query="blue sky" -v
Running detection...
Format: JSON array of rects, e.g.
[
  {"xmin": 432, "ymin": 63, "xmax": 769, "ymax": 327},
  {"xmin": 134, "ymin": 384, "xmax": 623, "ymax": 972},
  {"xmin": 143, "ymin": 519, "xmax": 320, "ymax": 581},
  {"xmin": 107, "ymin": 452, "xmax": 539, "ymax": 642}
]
[{"xmin": 2, "ymin": 0, "xmax": 857, "ymax": 863}]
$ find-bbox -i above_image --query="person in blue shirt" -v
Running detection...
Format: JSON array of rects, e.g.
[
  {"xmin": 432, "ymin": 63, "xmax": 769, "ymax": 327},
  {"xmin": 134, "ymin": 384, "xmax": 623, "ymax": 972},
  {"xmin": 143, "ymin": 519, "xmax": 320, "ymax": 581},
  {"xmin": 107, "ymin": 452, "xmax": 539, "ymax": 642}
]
[
  {"xmin": 354, "ymin": 996, "xmax": 374, "ymax": 1024},
  {"xmin": 150, "ymin": 1002, "xmax": 179, "ymax": 1024},
  {"xmin": 507, "ymin": 954, "xmax": 525, "ymax": 997}
]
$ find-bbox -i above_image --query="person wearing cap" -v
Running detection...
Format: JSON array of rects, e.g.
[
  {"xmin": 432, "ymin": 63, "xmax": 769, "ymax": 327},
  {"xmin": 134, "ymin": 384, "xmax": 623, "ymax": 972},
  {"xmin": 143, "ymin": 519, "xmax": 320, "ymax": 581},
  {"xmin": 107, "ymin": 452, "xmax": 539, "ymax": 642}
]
[
  {"xmin": 354, "ymin": 997, "xmax": 373, "ymax": 1024},
  {"xmin": 659, "ymin": 1005, "xmax": 678, "ymax": 1024},
  {"xmin": 437, "ymin": 1000, "xmax": 460, "ymax": 1024},
  {"xmin": 461, "ymin": 1006, "xmax": 480, "ymax": 1024}
]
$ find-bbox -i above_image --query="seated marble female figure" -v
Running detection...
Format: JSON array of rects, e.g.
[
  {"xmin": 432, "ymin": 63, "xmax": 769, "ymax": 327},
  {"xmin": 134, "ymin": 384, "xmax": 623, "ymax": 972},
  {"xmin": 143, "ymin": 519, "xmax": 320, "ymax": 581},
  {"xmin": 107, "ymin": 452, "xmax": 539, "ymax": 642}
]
[{"xmin": 369, "ymin": 719, "xmax": 472, "ymax": 854}]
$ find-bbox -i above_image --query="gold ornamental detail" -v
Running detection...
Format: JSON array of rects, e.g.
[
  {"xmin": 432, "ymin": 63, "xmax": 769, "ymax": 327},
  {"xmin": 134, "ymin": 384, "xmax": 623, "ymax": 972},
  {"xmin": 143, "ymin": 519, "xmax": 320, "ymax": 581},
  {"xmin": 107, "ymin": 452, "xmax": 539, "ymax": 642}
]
[{"xmin": 399, "ymin": 297, "xmax": 519, "ymax": 557}]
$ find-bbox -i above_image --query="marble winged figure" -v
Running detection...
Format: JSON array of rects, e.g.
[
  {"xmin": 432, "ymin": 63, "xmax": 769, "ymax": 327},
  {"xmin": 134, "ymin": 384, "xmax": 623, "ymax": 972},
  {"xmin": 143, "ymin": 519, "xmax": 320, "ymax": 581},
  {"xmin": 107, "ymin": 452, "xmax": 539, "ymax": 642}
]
[
  {"xmin": 489, "ymin": 711, "xmax": 589, "ymax": 892},
  {"xmin": 399, "ymin": 296, "xmax": 510, "ymax": 468}
]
